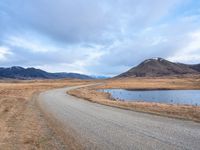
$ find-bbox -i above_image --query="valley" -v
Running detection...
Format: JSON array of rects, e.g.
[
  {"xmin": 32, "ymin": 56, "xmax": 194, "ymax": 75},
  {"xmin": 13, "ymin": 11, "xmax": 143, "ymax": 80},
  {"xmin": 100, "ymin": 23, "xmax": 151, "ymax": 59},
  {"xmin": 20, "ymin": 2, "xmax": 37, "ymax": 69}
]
[{"xmin": 1, "ymin": 58, "xmax": 200, "ymax": 149}]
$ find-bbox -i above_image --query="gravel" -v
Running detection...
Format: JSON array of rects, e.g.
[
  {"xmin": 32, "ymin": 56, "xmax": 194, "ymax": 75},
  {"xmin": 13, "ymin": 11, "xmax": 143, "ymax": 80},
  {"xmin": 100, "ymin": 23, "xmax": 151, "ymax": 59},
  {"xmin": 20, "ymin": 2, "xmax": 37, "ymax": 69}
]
[{"xmin": 38, "ymin": 85, "xmax": 200, "ymax": 150}]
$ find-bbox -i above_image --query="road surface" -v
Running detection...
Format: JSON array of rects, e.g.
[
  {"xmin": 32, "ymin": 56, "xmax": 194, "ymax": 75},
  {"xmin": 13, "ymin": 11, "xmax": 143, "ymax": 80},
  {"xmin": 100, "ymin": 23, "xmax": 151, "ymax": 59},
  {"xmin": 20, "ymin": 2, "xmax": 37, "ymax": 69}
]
[{"xmin": 38, "ymin": 85, "xmax": 200, "ymax": 150}]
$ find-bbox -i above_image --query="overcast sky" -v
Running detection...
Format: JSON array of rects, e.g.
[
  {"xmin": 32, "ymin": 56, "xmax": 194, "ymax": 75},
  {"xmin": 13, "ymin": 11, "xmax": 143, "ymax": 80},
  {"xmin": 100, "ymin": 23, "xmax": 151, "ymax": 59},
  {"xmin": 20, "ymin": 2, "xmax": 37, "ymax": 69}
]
[{"xmin": 0, "ymin": 0, "xmax": 200, "ymax": 76}]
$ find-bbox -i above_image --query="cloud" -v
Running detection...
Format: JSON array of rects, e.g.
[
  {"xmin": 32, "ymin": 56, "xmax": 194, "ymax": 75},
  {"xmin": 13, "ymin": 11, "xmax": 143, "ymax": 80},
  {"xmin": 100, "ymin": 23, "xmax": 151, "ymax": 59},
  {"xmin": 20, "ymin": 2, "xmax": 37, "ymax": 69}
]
[
  {"xmin": 0, "ymin": 0, "xmax": 200, "ymax": 75},
  {"xmin": 96, "ymin": 11, "xmax": 200, "ymax": 74},
  {"xmin": 0, "ymin": 0, "xmax": 182, "ymax": 44},
  {"xmin": 168, "ymin": 30, "xmax": 200, "ymax": 63},
  {"xmin": 1, "ymin": 32, "xmax": 104, "ymax": 74},
  {"xmin": 6, "ymin": 36, "xmax": 54, "ymax": 53},
  {"xmin": 0, "ymin": 46, "xmax": 13, "ymax": 62}
]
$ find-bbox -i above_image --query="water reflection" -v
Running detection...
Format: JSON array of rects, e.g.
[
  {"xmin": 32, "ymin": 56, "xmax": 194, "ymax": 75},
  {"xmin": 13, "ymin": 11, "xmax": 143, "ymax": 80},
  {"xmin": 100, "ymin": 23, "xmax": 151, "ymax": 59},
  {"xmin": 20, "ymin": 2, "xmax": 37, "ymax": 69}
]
[{"xmin": 101, "ymin": 89, "xmax": 200, "ymax": 106}]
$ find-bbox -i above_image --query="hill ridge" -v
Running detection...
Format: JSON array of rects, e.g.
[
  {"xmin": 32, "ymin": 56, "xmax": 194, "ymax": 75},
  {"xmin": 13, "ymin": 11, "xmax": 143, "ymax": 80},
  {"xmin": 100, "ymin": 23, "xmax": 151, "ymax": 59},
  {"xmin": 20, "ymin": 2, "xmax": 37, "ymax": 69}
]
[
  {"xmin": 0, "ymin": 66, "xmax": 93, "ymax": 80},
  {"xmin": 117, "ymin": 58, "xmax": 200, "ymax": 77}
]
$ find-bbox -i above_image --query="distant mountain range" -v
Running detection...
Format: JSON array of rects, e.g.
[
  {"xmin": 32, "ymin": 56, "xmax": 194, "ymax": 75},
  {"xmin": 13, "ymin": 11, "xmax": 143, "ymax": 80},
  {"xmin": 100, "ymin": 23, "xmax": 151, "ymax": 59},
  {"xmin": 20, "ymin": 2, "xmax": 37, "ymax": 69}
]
[
  {"xmin": 117, "ymin": 58, "xmax": 200, "ymax": 77},
  {"xmin": 91, "ymin": 75, "xmax": 110, "ymax": 79},
  {"xmin": 0, "ymin": 66, "xmax": 93, "ymax": 80},
  {"xmin": 2, "ymin": 58, "xmax": 199, "ymax": 79}
]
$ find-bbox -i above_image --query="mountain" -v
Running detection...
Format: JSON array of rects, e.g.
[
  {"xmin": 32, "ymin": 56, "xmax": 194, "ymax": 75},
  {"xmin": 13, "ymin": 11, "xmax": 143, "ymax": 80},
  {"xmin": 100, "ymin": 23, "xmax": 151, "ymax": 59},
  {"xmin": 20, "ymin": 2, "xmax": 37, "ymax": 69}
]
[
  {"xmin": 91, "ymin": 75, "xmax": 110, "ymax": 79},
  {"xmin": 0, "ymin": 66, "xmax": 93, "ymax": 79},
  {"xmin": 52, "ymin": 72, "xmax": 93, "ymax": 79},
  {"xmin": 117, "ymin": 58, "xmax": 200, "ymax": 77},
  {"xmin": 189, "ymin": 64, "xmax": 200, "ymax": 72}
]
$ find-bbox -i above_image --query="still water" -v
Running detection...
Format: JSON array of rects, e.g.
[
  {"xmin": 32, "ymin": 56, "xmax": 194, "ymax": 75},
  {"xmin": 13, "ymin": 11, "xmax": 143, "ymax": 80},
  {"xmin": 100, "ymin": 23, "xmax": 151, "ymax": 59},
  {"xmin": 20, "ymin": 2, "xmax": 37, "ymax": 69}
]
[{"xmin": 101, "ymin": 89, "xmax": 200, "ymax": 105}]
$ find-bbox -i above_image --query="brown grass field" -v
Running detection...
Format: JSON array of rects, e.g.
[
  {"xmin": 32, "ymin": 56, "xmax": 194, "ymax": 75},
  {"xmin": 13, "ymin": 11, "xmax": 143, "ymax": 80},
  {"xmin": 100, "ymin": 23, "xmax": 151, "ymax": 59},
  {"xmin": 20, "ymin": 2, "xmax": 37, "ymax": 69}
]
[
  {"xmin": 1, "ymin": 77, "xmax": 200, "ymax": 149},
  {"xmin": 0, "ymin": 79, "xmax": 92, "ymax": 150},
  {"xmin": 68, "ymin": 76, "xmax": 200, "ymax": 122}
]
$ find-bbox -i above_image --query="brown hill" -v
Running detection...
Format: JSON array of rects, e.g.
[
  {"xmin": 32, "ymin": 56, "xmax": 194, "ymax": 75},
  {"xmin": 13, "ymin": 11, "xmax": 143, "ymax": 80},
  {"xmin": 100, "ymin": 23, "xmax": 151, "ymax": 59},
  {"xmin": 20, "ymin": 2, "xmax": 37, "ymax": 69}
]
[
  {"xmin": 189, "ymin": 64, "xmax": 200, "ymax": 72},
  {"xmin": 117, "ymin": 58, "xmax": 200, "ymax": 77}
]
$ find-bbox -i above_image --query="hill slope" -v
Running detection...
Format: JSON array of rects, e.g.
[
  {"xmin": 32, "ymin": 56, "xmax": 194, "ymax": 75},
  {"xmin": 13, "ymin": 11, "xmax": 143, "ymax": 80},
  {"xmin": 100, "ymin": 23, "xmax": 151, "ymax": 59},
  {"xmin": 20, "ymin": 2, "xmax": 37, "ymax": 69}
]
[
  {"xmin": 189, "ymin": 64, "xmax": 200, "ymax": 72},
  {"xmin": 0, "ymin": 66, "xmax": 92, "ymax": 79},
  {"xmin": 117, "ymin": 58, "xmax": 200, "ymax": 77}
]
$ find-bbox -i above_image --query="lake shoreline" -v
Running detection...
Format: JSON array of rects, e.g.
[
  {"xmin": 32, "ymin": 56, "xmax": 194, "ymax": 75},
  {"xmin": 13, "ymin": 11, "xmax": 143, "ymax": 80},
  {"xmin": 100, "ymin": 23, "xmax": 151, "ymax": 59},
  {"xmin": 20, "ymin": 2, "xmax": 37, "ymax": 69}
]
[
  {"xmin": 100, "ymin": 89, "xmax": 200, "ymax": 106},
  {"xmin": 67, "ymin": 77, "xmax": 200, "ymax": 122}
]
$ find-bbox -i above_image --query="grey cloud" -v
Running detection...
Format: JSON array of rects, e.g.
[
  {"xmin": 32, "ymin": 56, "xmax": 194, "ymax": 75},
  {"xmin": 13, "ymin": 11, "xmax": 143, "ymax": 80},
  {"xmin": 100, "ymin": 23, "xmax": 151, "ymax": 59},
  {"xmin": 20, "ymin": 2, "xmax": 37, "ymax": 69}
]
[
  {"xmin": 1, "ymin": 0, "xmax": 200, "ymax": 75},
  {"xmin": 0, "ymin": 0, "xmax": 182, "ymax": 44},
  {"xmin": 0, "ymin": 46, "xmax": 94, "ymax": 67},
  {"xmin": 99, "ymin": 13, "xmax": 200, "ymax": 68}
]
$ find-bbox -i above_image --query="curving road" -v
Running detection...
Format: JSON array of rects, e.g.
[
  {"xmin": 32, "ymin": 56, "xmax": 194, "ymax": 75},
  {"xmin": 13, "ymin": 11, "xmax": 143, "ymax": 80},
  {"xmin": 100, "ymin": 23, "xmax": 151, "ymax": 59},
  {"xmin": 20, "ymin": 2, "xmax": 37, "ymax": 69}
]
[{"xmin": 38, "ymin": 85, "xmax": 200, "ymax": 150}]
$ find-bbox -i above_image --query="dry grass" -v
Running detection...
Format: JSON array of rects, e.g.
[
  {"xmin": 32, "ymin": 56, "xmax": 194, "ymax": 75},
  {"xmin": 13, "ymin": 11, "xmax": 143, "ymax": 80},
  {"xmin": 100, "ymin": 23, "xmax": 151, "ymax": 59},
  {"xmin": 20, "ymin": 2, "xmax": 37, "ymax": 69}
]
[
  {"xmin": 0, "ymin": 79, "xmax": 92, "ymax": 150},
  {"xmin": 1, "ymin": 77, "xmax": 200, "ymax": 149},
  {"xmin": 100, "ymin": 76, "xmax": 200, "ymax": 90},
  {"xmin": 68, "ymin": 77, "xmax": 200, "ymax": 122}
]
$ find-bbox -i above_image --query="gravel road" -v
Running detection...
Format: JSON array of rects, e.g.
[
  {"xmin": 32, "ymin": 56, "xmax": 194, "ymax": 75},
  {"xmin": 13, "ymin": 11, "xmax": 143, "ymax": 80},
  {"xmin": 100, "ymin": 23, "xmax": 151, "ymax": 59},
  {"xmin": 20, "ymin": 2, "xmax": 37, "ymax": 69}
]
[{"xmin": 38, "ymin": 85, "xmax": 200, "ymax": 150}]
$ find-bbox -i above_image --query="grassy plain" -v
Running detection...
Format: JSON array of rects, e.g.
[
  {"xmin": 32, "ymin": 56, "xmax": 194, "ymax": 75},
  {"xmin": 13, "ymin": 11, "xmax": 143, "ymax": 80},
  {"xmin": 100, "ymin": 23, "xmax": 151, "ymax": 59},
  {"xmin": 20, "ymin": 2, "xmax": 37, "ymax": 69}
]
[
  {"xmin": 0, "ymin": 79, "xmax": 91, "ymax": 150},
  {"xmin": 1, "ymin": 77, "xmax": 200, "ymax": 149}
]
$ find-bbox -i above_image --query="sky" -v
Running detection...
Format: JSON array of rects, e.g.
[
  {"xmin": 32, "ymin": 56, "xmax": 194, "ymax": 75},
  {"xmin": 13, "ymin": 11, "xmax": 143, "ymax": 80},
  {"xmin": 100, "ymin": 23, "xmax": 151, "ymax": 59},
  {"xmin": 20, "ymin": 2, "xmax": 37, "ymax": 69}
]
[{"xmin": 0, "ymin": 0, "xmax": 200, "ymax": 76}]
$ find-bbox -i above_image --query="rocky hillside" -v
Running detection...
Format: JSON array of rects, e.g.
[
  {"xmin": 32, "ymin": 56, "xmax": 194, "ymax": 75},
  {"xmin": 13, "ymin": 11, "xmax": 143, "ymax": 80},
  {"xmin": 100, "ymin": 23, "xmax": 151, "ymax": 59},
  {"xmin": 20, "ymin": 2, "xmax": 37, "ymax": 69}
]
[{"xmin": 117, "ymin": 58, "xmax": 200, "ymax": 77}]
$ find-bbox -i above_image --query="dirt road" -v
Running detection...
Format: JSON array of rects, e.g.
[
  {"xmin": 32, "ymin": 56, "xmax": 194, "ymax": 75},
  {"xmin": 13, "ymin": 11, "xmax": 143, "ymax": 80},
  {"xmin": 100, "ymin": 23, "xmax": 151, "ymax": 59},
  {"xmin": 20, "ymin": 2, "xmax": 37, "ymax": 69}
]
[{"xmin": 38, "ymin": 85, "xmax": 200, "ymax": 150}]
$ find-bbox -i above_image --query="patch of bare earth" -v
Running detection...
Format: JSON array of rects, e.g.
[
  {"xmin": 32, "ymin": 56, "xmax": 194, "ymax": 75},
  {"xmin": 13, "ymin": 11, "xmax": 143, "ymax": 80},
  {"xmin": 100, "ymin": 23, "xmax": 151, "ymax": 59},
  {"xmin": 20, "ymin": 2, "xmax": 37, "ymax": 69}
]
[
  {"xmin": 67, "ymin": 77, "xmax": 200, "ymax": 122},
  {"xmin": 0, "ymin": 79, "xmax": 92, "ymax": 150}
]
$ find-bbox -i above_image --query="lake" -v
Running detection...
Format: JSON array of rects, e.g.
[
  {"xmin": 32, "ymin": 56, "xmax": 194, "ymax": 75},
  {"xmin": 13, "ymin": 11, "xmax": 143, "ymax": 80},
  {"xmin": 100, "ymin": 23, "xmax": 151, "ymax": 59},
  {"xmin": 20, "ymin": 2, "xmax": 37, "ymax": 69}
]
[{"xmin": 101, "ymin": 89, "xmax": 200, "ymax": 106}]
